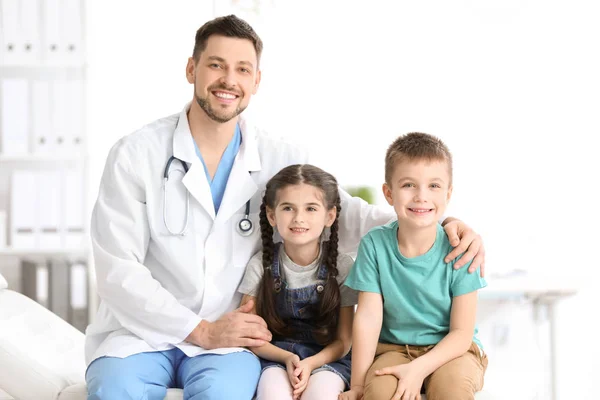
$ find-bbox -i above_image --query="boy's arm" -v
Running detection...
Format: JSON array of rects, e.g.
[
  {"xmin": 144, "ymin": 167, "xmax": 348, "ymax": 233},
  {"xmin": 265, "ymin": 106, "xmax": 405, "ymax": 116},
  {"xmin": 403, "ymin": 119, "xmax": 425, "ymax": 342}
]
[
  {"xmin": 303, "ymin": 306, "xmax": 354, "ymax": 370},
  {"xmin": 349, "ymin": 292, "xmax": 384, "ymax": 391},
  {"xmin": 240, "ymin": 294, "xmax": 296, "ymax": 363},
  {"xmin": 409, "ymin": 291, "xmax": 478, "ymax": 376}
]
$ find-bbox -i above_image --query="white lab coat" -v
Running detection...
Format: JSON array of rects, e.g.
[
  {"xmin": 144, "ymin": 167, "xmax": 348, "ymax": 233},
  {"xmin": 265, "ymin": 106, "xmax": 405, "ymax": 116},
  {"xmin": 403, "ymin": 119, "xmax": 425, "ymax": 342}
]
[{"xmin": 85, "ymin": 103, "xmax": 394, "ymax": 365}]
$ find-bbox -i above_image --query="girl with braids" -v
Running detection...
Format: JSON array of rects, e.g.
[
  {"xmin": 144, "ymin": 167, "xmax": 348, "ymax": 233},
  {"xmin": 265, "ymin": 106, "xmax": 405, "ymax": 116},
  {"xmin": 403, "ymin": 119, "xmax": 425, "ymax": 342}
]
[{"xmin": 238, "ymin": 164, "xmax": 357, "ymax": 400}]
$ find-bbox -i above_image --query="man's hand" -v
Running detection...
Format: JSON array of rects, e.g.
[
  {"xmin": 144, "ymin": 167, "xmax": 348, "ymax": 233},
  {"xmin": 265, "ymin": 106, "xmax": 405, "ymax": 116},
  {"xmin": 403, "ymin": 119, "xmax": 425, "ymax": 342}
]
[
  {"xmin": 186, "ymin": 299, "xmax": 272, "ymax": 349},
  {"xmin": 442, "ymin": 219, "xmax": 486, "ymax": 277}
]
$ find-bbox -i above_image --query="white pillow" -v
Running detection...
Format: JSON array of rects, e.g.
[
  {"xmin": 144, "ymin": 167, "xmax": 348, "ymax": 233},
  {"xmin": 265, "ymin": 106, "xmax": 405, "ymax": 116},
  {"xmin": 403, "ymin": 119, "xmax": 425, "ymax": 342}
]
[{"xmin": 0, "ymin": 272, "xmax": 7, "ymax": 290}]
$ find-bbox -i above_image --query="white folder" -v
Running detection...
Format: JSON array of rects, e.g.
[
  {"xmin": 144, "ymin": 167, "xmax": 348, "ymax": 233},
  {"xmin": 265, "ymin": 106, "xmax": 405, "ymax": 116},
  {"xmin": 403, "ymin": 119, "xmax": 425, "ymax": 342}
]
[
  {"xmin": 10, "ymin": 171, "xmax": 38, "ymax": 249},
  {"xmin": 62, "ymin": 168, "xmax": 84, "ymax": 248},
  {"xmin": 64, "ymin": 79, "xmax": 84, "ymax": 154},
  {"xmin": 0, "ymin": 0, "xmax": 21, "ymax": 65},
  {"xmin": 31, "ymin": 80, "xmax": 53, "ymax": 154},
  {"xmin": 61, "ymin": 0, "xmax": 84, "ymax": 65},
  {"xmin": 51, "ymin": 80, "xmax": 68, "ymax": 154},
  {"xmin": 19, "ymin": 0, "xmax": 42, "ymax": 64},
  {"xmin": 41, "ymin": 0, "xmax": 62, "ymax": 64},
  {"xmin": 37, "ymin": 171, "xmax": 62, "ymax": 249},
  {"xmin": 1, "ymin": 79, "xmax": 30, "ymax": 155}
]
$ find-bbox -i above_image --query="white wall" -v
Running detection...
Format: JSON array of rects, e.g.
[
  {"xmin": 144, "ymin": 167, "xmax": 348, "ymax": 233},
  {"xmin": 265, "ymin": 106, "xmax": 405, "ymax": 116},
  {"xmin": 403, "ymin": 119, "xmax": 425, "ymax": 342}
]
[{"xmin": 86, "ymin": 1, "xmax": 599, "ymax": 399}]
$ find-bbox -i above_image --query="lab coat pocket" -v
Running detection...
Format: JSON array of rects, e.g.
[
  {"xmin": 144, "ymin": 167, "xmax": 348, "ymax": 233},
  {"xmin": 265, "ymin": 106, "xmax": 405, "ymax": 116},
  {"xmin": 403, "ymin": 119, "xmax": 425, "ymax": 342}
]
[{"xmin": 232, "ymin": 212, "xmax": 261, "ymax": 268}]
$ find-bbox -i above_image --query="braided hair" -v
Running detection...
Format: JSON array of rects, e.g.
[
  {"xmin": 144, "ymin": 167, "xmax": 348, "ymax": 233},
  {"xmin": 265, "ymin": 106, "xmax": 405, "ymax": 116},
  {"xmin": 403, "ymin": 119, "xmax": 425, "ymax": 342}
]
[{"xmin": 255, "ymin": 164, "xmax": 342, "ymax": 345}]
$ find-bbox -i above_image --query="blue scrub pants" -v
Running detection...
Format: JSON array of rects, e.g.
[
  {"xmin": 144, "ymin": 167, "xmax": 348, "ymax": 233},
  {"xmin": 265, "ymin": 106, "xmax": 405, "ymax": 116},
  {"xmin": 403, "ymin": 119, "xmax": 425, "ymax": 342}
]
[{"xmin": 86, "ymin": 348, "xmax": 261, "ymax": 400}]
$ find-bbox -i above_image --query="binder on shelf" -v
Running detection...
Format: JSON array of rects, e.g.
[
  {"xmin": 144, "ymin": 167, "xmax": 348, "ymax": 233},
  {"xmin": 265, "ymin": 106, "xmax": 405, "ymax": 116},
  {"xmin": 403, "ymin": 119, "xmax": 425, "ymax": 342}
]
[
  {"xmin": 31, "ymin": 80, "xmax": 53, "ymax": 154},
  {"xmin": 51, "ymin": 80, "xmax": 70, "ymax": 154},
  {"xmin": 1, "ymin": 79, "xmax": 30, "ymax": 155},
  {"xmin": 48, "ymin": 259, "xmax": 69, "ymax": 320},
  {"xmin": 37, "ymin": 170, "xmax": 62, "ymax": 249},
  {"xmin": 10, "ymin": 170, "xmax": 37, "ymax": 249},
  {"xmin": 62, "ymin": 168, "xmax": 85, "ymax": 248},
  {"xmin": 61, "ymin": 0, "xmax": 84, "ymax": 65},
  {"xmin": 65, "ymin": 79, "xmax": 85, "ymax": 154},
  {"xmin": 0, "ymin": 0, "xmax": 21, "ymax": 65},
  {"xmin": 0, "ymin": 210, "xmax": 7, "ymax": 249},
  {"xmin": 69, "ymin": 262, "xmax": 88, "ymax": 331},
  {"xmin": 19, "ymin": 0, "xmax": 42, "ymax": 64},
  {"xmin": 41, "ymin": 0, "xmax": 62, "ymax": 64},
  {"xmin": 21, "ymin": 260, "xmax": 49, "ymax": 308}
]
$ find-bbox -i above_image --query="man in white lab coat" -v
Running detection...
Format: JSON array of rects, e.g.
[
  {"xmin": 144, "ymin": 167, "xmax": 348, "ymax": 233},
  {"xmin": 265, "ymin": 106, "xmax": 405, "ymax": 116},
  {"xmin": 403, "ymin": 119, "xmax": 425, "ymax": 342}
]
[{"xmin": 85, "ymin": 15, "xmax": 486, "ymax": 400}]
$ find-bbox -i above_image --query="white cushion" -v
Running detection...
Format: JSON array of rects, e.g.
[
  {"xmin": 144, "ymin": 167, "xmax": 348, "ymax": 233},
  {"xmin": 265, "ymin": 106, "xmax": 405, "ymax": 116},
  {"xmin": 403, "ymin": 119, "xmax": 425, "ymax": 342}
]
[
  {"xmin": 0, "ymin": 290, "xmax": 86, "ymax": 400},
  {"xmin": 58, "ymin": 384, "xmax": 183, "ymax": 400},
  {"xmin": 0, "ymin": 388, "xmax": 14, "ymax": 400}
]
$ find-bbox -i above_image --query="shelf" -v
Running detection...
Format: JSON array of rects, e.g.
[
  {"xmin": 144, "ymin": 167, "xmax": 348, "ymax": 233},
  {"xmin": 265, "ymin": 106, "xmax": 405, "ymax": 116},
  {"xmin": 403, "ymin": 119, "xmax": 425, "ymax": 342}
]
[
  {"xmin": 0, "ymin": 154, "xmax": 85, "ymax": 163},
  {"xmin": 0, "ymin": 248, "xmax": 89, "ymax": 258}
]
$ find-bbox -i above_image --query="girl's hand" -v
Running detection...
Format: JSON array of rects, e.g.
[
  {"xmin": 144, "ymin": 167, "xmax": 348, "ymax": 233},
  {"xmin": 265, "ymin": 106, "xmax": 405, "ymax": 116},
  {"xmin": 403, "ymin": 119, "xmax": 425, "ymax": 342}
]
[
  {"xmin": 291, "ymin": 358, "xmax": 315, "ymax": 399},
  {"xmin": 338, "ymin": 387, "xmax": 364, "ymax": 400},
  {"xmin": 284, "ymin": 354, "xmax": 301, "ymax": 394},
  {"xmin": 375, "ymin": 363, "xmax": 425, "ymax": 400}
]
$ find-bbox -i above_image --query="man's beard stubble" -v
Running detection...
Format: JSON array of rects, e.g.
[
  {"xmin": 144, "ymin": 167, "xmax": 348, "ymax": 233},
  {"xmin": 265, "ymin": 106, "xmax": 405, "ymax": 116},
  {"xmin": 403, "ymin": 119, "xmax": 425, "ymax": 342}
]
[{"xmin": 195, "ymin": 85, "xmax": 246, "ymax": 123}]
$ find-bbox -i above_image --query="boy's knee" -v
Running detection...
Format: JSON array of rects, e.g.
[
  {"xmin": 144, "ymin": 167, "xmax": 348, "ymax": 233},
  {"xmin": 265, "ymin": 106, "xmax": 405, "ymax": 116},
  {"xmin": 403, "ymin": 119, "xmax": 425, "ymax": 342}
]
[
  {"xmin": 426, "ymin": 378, "xmax": 477, "ymax": 400},
  {"xmin": 363, "ymin": 375, "xmax": 397, "ymax": 400}
]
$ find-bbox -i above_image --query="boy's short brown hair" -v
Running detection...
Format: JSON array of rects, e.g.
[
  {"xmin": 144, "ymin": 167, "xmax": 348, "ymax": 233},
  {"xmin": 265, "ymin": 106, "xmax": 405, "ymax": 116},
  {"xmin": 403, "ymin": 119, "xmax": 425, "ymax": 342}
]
[{"xmin": 385, "ymin": 132, "xmax": 453, "ymax": 185}]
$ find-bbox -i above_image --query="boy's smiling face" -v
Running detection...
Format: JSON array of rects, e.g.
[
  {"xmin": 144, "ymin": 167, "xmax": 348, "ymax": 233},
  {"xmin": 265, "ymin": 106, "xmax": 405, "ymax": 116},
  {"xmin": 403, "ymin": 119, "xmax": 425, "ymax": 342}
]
[{"xmin": 383, "ymin": 158, "xmax": 453, "ymax": 229}]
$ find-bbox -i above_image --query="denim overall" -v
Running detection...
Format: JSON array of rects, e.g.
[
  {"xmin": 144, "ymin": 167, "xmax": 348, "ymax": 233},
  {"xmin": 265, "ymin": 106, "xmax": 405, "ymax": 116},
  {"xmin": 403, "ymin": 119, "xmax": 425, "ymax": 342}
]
[{"xmin": 260, "ymin": 243, "xmax": 352, "ymax": 388}]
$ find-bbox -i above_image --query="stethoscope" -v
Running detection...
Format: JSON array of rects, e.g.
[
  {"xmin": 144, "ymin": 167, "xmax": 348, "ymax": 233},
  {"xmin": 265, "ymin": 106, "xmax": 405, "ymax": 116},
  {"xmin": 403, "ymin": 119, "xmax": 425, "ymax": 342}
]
[{"xmin": 163, "ymin": 155, "xmax": 254, "ymax": 237}]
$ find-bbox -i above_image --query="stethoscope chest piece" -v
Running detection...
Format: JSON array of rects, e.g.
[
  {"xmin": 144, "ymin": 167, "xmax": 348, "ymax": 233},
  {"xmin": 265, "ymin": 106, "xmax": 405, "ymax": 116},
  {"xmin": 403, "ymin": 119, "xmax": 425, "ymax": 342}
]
[{"xmin": 237, "ymin": 217, "xmax": 254, "ymax": 236}]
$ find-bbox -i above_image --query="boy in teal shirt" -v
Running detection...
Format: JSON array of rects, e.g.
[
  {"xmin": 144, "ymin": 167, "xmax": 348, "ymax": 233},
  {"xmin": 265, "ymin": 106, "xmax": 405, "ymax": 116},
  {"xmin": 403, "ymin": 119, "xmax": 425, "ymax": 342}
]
[{"xmin": 340, "ymin": 133, "xmax": 488, "ymax": 400}]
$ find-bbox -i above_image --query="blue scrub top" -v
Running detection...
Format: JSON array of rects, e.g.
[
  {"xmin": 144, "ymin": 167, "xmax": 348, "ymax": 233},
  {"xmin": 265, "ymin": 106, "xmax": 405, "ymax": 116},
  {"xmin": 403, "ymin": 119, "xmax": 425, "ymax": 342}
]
[{"xmin": 193, "ymin": 124, "xmax": 242, "ymax": 213}]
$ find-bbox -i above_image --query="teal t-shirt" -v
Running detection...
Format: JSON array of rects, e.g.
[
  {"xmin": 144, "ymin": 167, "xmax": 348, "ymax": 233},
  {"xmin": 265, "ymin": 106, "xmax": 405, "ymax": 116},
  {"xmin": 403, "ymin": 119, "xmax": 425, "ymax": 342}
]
[{"xmin": 344, "ymin": 221, "xmax": 487, "ymax": 348}]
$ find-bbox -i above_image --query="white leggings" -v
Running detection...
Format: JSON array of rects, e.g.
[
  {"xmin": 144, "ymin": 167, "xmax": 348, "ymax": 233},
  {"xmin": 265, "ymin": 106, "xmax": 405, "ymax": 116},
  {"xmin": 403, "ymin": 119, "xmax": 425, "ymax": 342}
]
[{"xmin": 255, "ymin": 367, "xmax": 345, "ymax": 400}]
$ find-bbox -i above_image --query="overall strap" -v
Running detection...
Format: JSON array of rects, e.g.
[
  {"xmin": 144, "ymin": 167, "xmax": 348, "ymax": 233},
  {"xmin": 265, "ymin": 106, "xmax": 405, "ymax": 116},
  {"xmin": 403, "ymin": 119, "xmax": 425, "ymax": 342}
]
[{"xmin": 271, "ymin": 242, "xmax": 283, "ymax": 280}]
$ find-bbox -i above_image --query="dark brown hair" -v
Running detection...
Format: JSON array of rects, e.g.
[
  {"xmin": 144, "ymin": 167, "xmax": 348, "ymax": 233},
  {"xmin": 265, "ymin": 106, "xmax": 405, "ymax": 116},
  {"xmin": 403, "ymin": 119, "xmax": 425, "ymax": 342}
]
[
  {"xmin": 192, "ymin": 15, "xmax": 263, "ymax": 65},
  {"xmin": 385, "ymin": 132, "xmax": 453, "ymax": 185},
  {"xmin": 256, "ymin": 164, "xmax": 341, "ymax": 345}
]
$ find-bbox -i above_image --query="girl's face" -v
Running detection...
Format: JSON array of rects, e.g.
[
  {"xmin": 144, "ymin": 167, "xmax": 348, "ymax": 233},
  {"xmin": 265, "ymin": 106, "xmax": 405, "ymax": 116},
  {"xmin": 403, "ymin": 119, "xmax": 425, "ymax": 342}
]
[{"xmin": 267, "ymin": 183, "xmax": 336, "ymax": 249}]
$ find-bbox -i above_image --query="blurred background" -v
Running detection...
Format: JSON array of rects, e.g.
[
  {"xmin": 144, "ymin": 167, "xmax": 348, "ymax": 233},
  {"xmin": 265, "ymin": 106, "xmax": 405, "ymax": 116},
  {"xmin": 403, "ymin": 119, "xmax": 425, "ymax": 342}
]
[{"xmin": 1, "ymin": 1, "xmax": 598, "ymax": 399}]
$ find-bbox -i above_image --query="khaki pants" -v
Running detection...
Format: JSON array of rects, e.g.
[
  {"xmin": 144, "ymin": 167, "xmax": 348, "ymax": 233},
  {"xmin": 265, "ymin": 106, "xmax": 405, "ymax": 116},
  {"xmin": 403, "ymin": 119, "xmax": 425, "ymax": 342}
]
[{"xmin": 364, "ymin": 342, "xmax": 488, "ymax": 400}]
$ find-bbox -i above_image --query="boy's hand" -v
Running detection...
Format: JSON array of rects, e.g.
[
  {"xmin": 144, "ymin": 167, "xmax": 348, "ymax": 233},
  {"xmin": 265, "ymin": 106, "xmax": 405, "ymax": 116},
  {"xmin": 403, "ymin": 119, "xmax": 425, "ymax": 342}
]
[
  {"xmin": 375, "ymin": 362, "xmax": 425, "ymax": 400},
  {"xmin": 338, "ymin": 386, "xmax": 364, "ymax": 400},
  {"xmin": 443, "ymin": 219, "xmax": 485, "ymax": 277}
]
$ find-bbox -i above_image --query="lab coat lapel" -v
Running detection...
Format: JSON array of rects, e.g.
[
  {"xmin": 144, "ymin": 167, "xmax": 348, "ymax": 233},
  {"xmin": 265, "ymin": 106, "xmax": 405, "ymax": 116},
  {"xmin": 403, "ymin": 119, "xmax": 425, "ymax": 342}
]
[
  {"xmin": 215, "ymin": 118, "xmax": 261, "ymax": 225},
  {"xmin": 172, "ymin": 105, "xmax": 216, "ymax": 220}
]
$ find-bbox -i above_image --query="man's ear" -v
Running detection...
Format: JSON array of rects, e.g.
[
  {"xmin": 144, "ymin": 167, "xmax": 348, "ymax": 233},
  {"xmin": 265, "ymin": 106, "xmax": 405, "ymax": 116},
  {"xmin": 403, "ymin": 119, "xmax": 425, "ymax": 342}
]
[
  {"xmin": 252, "ymin": 69, "xmax": 262, "ymax": 94},
  {"xmin": 186, "ymin": 57, "xmax": 196, "ymax": 84},
  {"xmin": 382, "ymin": 183, "xmax": 393, "ymax": 206}
]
